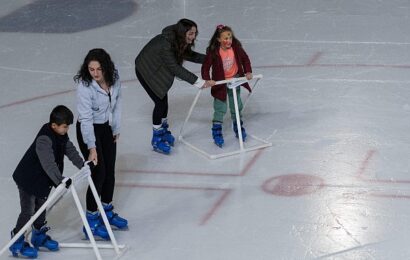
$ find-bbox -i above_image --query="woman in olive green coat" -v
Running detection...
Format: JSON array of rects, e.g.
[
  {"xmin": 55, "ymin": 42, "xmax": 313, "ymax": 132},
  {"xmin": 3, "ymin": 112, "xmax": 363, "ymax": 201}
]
[{"xmin": 135, "ymin": 18, "xmax": 214, "ymax": 154}]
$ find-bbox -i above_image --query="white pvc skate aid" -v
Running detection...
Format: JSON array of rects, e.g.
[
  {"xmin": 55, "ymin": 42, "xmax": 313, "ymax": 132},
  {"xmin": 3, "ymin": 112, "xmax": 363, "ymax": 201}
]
[
  {"xmin": 0, "ymin": 165, "xmax": 126, "ymax": 260},
  {"xmin": 178, "ymin": 74, "xmax": 272, "ymax": 160}
]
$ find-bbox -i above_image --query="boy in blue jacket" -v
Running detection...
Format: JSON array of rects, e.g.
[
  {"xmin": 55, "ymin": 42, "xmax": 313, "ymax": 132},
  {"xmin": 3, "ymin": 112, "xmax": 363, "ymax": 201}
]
[{"xmin": 9, "ymin": 105, "xmax": 84, "ymax": 258}]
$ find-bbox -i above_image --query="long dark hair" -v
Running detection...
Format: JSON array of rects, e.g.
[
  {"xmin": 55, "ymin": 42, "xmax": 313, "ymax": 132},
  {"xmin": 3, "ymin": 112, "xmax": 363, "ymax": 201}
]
[
  {"xmin": 173, "ymin": 18, "xmax": 198, "ymax": 64},
  {"xmin": 74, "ymin": 48, "xmax": 119, "ymax": 87},
  {"xmin": 207, "ymin": 25, "xmax": 242, "ymax": 59}
]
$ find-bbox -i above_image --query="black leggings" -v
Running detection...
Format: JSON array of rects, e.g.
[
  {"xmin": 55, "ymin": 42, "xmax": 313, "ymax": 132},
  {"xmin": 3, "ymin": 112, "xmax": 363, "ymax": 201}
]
[
  {"xmin": 14, "ymin": 187, "xmax": 47, "ymax": 232},
  {"xmin": 76, "ymin": 121, "xmax": 116, "ymax": 212},
  {"xmin": 135, "ymin": 69, "xmax": 168, "ymax": 125}
]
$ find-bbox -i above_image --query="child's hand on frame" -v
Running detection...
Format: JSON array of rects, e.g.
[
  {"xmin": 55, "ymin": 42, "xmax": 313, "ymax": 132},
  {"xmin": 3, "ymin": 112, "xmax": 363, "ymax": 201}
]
[{"xmin": 245, "ymin": 73, "xmax": 253, "ymax": 80}]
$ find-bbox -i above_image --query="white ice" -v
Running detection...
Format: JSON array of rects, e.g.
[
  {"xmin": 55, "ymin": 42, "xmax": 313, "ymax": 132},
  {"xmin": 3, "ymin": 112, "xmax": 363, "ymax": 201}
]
[{"xmin": 1, "ymin": 0, "xmax": 410, "ymax": 259}]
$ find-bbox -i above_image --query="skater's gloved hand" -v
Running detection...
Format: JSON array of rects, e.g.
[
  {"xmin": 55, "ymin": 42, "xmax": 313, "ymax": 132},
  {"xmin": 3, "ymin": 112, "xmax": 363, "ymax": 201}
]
[{"xmin": 62, "ymin": 177, "xmax": 72, "ymax": 189}]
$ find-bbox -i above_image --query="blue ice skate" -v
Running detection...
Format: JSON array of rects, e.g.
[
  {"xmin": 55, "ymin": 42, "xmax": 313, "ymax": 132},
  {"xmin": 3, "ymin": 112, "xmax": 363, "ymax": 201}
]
[
  {"xmin": 161, "ymin": 121, "xmax": 175, "ymax": 146},
  {"xmin": 103, "ymin": 204, "xmax": 128, "ymax": 229},
  {"xmin": 83, "ymin": 211, "xmax": 110, "ymax": 240},
  {"xmin": 233, "ymin": 120, "xmax": 247, "ymax": 141},
  {"xmin": 9, "ymin": 230, "xmax": 38, "ymax": 258},
  {"xmin": 212, "ymin": 123, "xmax": 224, "ymax": 147},
  {"xmin": 31, "ymin": 226, "xmax": 59, "ymax": 251},
  {"xmin": 152, "ymin": 128, "xmax": 171, "ymax": 154}
]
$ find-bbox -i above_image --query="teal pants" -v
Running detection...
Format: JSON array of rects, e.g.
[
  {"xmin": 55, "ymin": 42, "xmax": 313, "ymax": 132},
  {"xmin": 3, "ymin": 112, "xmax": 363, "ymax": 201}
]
[{"xmin": 213, "ymin": 87, "xmax": 243, "ymax": 123}]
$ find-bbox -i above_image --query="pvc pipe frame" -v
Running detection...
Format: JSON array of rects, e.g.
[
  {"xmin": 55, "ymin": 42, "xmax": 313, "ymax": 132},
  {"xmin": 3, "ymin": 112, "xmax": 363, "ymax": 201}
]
[
  {"xmin": 179, "ymin": 74, "xmax": 263, "ymax": 139},
  {"xmin": 0, "ymin": 180, "xmax": 67, "ymax": 257},
  {"xmin": 178, "ymin": 74, "xmax": 272, "ymax": 159},
  {"xmin": 179, "ymin": 136, "xmax": 272, "ymax": 160},
  {"xmin": 0, "ymin": 166, "xmax": 125, "ymax": 260},
  {"xmin": 214, "ymin": 74, "xmax": 263, "ymax": 85},
  {"xmin": 231, "ymin": 86, "xmax": 244, "ymax": 150}
]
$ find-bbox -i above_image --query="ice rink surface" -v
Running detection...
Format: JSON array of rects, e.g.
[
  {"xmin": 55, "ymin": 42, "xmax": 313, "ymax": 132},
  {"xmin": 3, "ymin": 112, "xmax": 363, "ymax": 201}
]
[{"xmin": 1, "ymin": 0, "xmax": 410, "ymax": 259}]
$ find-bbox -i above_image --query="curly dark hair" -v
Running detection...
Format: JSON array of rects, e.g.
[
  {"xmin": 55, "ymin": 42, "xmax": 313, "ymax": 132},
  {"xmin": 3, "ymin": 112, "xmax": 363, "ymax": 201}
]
[
  {"xmin": 206, "ymin": 25, "xmax": 242, "ymax": 59},
  {"xmin": 74, "ymin": 48, "xmax": 119, "ymax": 87},
  {"xmin": 173, "ymin": 18, "xmax": 199, "ymax": 64}
]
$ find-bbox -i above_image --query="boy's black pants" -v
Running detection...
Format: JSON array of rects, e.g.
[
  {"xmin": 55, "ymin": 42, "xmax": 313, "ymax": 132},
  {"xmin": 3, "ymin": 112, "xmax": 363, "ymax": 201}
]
[{"xmin": 14, "ymin": 187, "xmax": 47, "ymax": 233}]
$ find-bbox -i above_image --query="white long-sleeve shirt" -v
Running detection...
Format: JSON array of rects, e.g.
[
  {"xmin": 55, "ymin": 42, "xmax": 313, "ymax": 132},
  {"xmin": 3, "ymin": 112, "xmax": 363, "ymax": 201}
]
[{"xmin": 76, "ymin": 79, "xmax": 121, "ymax": 149}]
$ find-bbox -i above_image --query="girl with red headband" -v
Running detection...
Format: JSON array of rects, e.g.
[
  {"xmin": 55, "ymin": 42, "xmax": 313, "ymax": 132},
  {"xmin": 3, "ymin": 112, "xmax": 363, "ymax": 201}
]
[{"xmin": 201, "ymin": 25, "xmax": 253, "ymax": 147}]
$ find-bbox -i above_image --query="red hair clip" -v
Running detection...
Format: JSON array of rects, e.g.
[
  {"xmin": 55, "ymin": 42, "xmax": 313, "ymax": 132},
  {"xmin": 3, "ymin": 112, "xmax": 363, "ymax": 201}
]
[{"xmin": 216, "ymin": 24, "xmax": 225, "ymax": 30}]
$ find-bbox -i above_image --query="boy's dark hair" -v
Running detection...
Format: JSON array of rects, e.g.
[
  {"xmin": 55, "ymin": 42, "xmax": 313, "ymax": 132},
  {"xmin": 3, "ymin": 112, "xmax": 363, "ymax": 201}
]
[{"xmin": 49, "ymin": 105, "xmax": 74, "ymax": 125}]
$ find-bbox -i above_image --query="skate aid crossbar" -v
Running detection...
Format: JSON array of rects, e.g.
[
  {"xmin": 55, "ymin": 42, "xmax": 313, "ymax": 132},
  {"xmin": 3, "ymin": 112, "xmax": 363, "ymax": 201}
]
[
  {"xmin": 179, "ymin": 74, "xmax": 272, "ymax": 159},
  {"xmin": 215, "ymin": 74, "xmax": 262, "ymax": 86},
  {"xmin": 0, "ymin": 165, "xmax": 126, "ymax": 260}
]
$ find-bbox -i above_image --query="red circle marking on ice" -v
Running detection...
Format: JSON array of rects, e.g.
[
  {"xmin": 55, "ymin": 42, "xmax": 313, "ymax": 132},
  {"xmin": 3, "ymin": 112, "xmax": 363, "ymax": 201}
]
[{"xmin": 262, "ymin": 174, "xmax": 324, "ymax": 196}]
